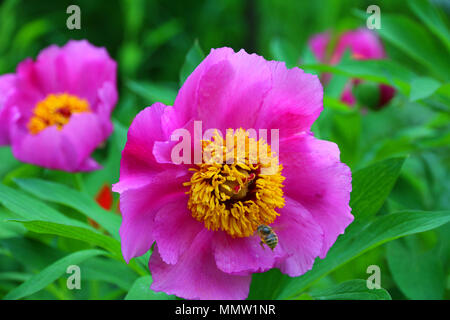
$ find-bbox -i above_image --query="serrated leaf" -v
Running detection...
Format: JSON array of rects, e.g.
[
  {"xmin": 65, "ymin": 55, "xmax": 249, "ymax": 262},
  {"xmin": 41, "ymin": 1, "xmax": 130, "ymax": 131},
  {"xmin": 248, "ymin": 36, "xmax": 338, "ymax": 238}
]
[
  {"xmin": 309, "ymin": 279, "xmax": 391, "ymax": 300},
  {"xmin": 3, "ymin": 249, "xmax": 105, "ymax": 300}
]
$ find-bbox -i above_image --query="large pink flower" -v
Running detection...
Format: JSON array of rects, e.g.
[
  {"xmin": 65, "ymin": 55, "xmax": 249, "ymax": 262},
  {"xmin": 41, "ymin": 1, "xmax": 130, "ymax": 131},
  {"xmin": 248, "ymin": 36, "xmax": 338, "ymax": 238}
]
[
  {"xmin": 0, "ymin": 40, "xmax": 117, "ymax": 171},
  {"xmin": 113, "ymin": 47, "xmax": 353, "ymax": 300},
  {"xmin": 309, "ymin": 29, "xmax": 395, "ymax": 108}
]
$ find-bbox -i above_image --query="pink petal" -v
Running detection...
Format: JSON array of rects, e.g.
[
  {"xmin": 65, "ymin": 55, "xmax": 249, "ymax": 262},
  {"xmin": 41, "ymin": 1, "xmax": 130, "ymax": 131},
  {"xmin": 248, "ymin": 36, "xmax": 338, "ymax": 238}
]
[
  {"xmin": 255, "ymin": 61, "xmax": 323, "ymax": 137},
  {"xmin": 153, "ymin": 193, "xmax": 204, "ymax": 264},
  {"xmin": 150, "ymin": 230, "xmax": 252, "ymax": 300},
  {"xmin": 212, "ymin": 231, "xmax": 287, "ymax": 275},
  {"xmin": 114, "ymin": 103, "xmax": 180, "ymax": 193},
  {"xmin": 0, "ymin": 74, "xmax": 16, "ymax": 145},
  {"xmin": 280, "ymin": 133, "xmax": 353, "ymax": 259},
  {"xmin": 273, "ymin": 197, "xmax": 324, "ymax": 276},
  {"xmin": 308, "ymin": 32, "xmax": 330, "ymax": 62},
  {"xmin": 118, "ymin": 170, "xmax": 187, "ymax": 263}
]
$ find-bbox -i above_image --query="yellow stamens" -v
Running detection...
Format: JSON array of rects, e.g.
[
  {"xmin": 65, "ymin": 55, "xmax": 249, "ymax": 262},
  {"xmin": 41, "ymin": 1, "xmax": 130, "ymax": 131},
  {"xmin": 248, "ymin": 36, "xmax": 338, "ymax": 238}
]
[
  {"xmin": 27, "ymin": 93, "xmax": 90, "ymax": 134},
  {"xmin": 184, "ymin": 129, "xmax": 285, "ymax": 238}
]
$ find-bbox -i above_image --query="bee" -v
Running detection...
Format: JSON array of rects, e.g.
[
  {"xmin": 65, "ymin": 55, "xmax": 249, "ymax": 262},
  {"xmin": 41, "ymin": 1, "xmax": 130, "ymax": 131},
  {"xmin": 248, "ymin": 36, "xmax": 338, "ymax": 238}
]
[{"xmin": 256, "ymin": 224, "xmax": 278, "ymax": 250}]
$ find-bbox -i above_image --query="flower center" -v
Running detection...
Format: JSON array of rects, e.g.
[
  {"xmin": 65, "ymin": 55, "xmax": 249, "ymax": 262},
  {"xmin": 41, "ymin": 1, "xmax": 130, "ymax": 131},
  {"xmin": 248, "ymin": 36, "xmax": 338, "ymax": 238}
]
[
  {"xmin": 27, "ymin": 93, "xmax": 90, "ymax": 134},
  {"xmin": 184, "ymin": 129, "xmax": 285, "ymax": 238}
]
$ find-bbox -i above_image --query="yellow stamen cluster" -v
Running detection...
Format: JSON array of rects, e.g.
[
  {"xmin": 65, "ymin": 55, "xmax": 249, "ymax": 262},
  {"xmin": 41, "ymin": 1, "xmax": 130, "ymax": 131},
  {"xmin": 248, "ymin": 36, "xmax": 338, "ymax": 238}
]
[
  {"xmin": 27, "ymin": 93, "xmax": 90, "ymax": 134},
  {"xmin": 184, "ymin": 129, "xmax": 285, "ymax": 238}
]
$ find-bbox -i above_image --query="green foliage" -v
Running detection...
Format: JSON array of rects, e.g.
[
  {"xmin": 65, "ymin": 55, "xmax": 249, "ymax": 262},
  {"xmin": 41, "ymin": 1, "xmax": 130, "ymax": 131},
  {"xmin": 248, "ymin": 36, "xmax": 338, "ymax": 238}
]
[
  {"xmin": 309, "ymin": 280, "xmax": 391, "ymax": 300},
  {"xmin": 0, "ymin": 0, "xmax": 449, "ymax": 301}
]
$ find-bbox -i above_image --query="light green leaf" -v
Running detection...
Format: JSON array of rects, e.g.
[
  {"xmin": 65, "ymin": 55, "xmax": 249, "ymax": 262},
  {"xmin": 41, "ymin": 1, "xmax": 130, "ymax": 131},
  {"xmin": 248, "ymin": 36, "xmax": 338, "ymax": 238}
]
[
  {"xmin": 15, "ymin": 178, "xmax": 121, "ymax": 239},
  {"xmin": 0, "ymin": 183, "xmax": 88, "ymax": 229},
  {"xmin": 3, "ymin": 249, "xmax": 105, "ymax": 300},
  {"xmin": 387, "ymin": 238, "xmax": 445, "ymax": 299},
  {"xmin": 10, "ymin": 220, "xmax": 121, "ymax": 257},
  {"xmin": 408, "ymin": 0, "xmax": 450, "ymax": 52},
  {"xmin": 309, "ymin": 279, "xmax": 391, "ymax": 300},
  {"xmin": 278, "ymin": 210, "xmax": 450, "ymax": 299},
  {"xmin": 125, "ymin": 276, "xmax": 175, "ymax": 300},
  {"xmin": 179, "ymin": 40, "xmax": 205, "ymax": 86},
  {"xmin": 377, "ymin": 14, "xmax": 450, "ymax": 81},
  {"xmin": 350, "ymin": 157, "xmax": 405, "ymax": 222},
  {"xmin": 409, "ymin": 77, "xmax": 441, "ymax": 102}
]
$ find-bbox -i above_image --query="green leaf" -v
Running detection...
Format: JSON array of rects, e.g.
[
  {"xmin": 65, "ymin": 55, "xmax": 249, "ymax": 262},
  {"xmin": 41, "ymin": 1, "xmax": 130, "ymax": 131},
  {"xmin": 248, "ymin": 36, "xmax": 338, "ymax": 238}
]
[
  {"xmin": 277, "ymin": 210, "xmax": 450, "ymax": 299},
  {"xmin": 126, "ymin": 80, "xmax": 177, "ymax": 105},
  {"xmin": 15, "ymin": 178, "xmax": 121, "ymax": 239},
  {"xmin": 3, "ymin": 249, "xmax": 106, "ymax": 300},
  {"xmin": 302, "ymin": 59, "xmax": 413, "ymax": 96},
  {"xmin": 350, "ymin": 157, "xmax": 405, "ymax": 222},
  {"xmin": 125, "ymin": 276, "xmax": 175, "ymax": 300},
  {"xmin": 309, "ymin": 279, "xmax": 391, "ymax": 300},
  {"xmin": 0, "ymin": 183, "xmax": 88, "ymax": 228},
  {"xmin": 377, "ymin": 14, "xmax": 450, "ymax": 81},
  {"xmin": 81, "ymin": 258, "xmax": 138, "ymax": 291},
  {"xmin": 409, "ymin": 77, "xmax": 442, "ymax": 102},
  {"xmin": 408, "ymin": 0, "xmax": 450, "ymax": 52},
  {"xmin": 387, "ymin": 238, "xmax": 445, "ymax": 299},
  {"xmin": 11, "ymin": 220, "xmax": 121, "ymax": 257},
  {"xmin": 179, "ymin": 40, "xmax": 205, "ymax": 86}
]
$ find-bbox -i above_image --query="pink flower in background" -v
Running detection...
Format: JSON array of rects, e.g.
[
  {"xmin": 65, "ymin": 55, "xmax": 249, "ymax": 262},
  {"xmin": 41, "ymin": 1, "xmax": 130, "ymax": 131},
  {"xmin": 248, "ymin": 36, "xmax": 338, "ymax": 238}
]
[
  {"xmin": 113, "ymin": 47, "xmax": 353, "ymax": 300},
  {"xmin": 309, "ymin": 29, "xmax": 395, "ymax": 108},
  {"xmin": 0, "ymin": 40, "xmax": 117, "ymax": 171}
]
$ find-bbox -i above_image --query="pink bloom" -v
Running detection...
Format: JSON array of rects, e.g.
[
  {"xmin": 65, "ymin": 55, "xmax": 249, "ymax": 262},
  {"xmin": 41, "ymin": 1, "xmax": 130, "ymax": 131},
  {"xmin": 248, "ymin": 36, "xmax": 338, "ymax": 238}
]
[
  {"xmin": 113, "ymin": 48, "xmax": 353, "ymax": 300},
  {"xmin": 0, "ymin": 40, "xmax": 117, "ymax": 171},
  {"xmin": 309, "ymin": 29, "xmax": 395, "ymax": 108}
]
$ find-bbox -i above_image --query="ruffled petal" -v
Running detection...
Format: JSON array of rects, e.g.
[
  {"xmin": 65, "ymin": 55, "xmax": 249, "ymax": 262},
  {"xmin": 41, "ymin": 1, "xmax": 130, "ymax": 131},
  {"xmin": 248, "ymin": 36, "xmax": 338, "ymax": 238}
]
[
  {"xmin": 153, "ymin": 193, "xmax": 204, "ymax": 264},
  {"xmin": 280, "ymin": 133, "xmax": 353, "ymax": 258},
  {"xmin": 255, "ymin": 61, "xmax": 323, "ymax": 137},
  {"xmin": 114, "ymin": 103, "xmax": 180, "ymax": 193},
  {"xmin": 118, "ymin": 170, "xmax": 188, "ymax": 263},
  {"xmin": 212, "ymin": 231, "xmax": 287, "ymax": 275},
  {"xmin": 0, "ymin": 74, "xmax": 16, "ymax": 145},
  {"xmin": 174, "ymin": 47, "xmax": 322, "ymax": 138},
  {"xmin": 10, "ymin": 112, "xmax": 108, "ymax": 172},
  {"xmin": 150, "ymin": 230, "xmax": 252, "ymax": 300},
  {"xmin": 273, "ymin": 197, "xmax": 324, "ymax": 276}
]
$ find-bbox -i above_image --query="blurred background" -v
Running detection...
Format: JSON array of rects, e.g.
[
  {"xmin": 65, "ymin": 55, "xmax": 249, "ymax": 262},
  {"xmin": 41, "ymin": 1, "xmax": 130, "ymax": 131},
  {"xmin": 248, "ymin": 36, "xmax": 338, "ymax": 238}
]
[{"xmin": 0, "ymin": 0, "xmax": 449, "ymax": 300}]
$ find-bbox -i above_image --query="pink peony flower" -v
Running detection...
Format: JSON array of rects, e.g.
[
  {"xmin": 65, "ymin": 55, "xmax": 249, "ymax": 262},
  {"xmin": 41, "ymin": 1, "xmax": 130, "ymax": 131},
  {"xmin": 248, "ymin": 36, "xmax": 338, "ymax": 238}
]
[
  {"xmin": 0, "ymin": 40, "xmax": 117, "ymax": 171},
  {"xmin": 309, "ymin": 29, "xmax": 395, "ymax": 108},
  {"xmin": 113, "ymin": 47, "xmax": 353, "ymax": 300}
]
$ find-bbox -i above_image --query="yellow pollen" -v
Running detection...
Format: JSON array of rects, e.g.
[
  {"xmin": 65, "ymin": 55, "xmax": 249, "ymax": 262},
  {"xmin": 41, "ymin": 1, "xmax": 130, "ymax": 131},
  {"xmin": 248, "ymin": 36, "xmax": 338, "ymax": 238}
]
[
  {"xmin": 27, "ymin": 93, "xmax": 90, "ymax": 134},
  {"xmin": 183, "ymin": 129, "xmax": 285, "ymax": 238}
]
